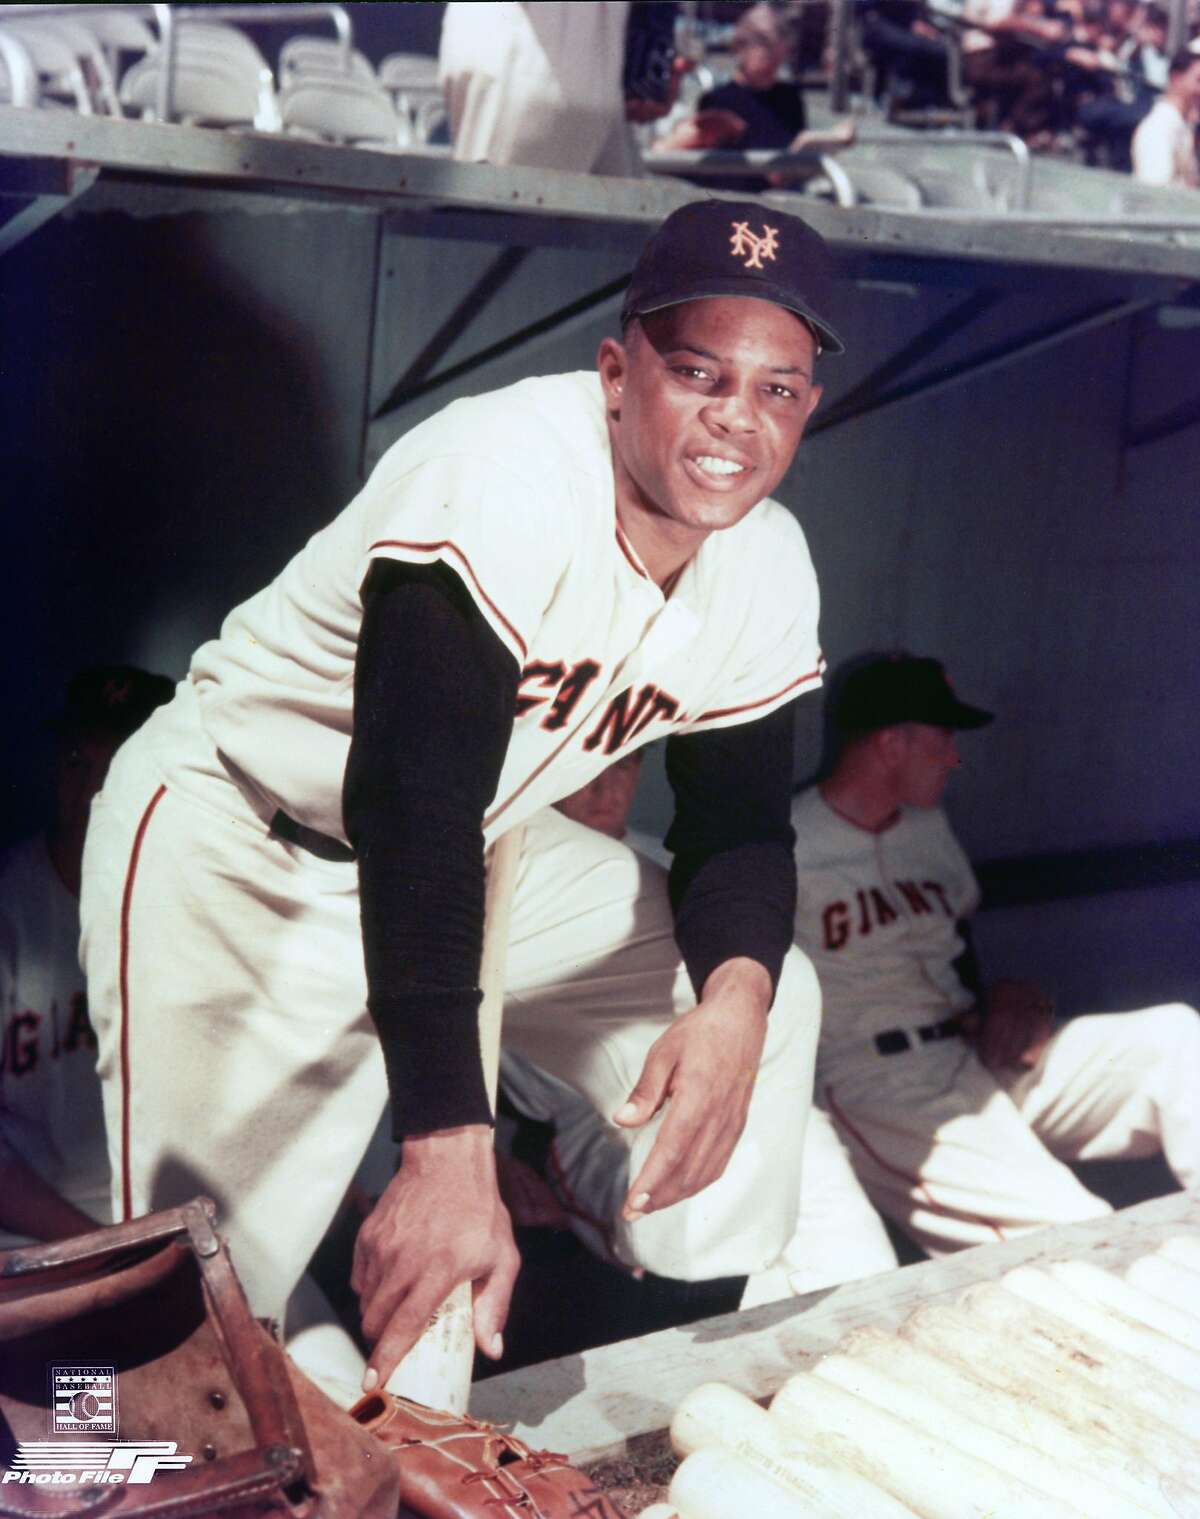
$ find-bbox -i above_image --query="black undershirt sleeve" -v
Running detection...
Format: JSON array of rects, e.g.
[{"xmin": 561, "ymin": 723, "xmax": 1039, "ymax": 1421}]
[
  {"xmin": 663, "ymin": 699, "xmax": 800, "ymax": 1002},
  {"xmin": 342, "ymin": 558, "xmax": 519, "ymax": 1141}
]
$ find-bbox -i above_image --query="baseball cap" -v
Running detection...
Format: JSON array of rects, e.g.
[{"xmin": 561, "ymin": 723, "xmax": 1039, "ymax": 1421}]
[
  {"xmin": 52, "ymin": 665, "xmax": 175, "ymax": 741},
  {"xmin": 831, "ymin": 654, "xmax": 993, "ymax": 733},
  {"xmin": 621, "ymin": 199, "xmax": 845, "ymax": 356}
]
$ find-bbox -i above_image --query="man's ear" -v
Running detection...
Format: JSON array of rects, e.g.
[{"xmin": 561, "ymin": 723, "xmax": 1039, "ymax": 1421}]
[
  {"xmin": 874, "ymin": 725, "xmax": 905, "ymax": 766},
  {"xmin": 804, "ymin": 384, "xmax": 824, "ymax": 421},
  {"xmin": 597, "ymin": 335, "xmax": 628, "ymax": 413}
]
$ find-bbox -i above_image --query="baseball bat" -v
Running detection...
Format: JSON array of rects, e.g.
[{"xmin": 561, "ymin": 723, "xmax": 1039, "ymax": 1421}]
[
  {"xmin": 811, "ymin": 1349, "xmax": 1156, "ymax": 1518},
  {"xmin": 1001, "ymin": 1264, "xmax": 1200, "ymax": 1391},
  {"xmin": 671, "ymin": 1381, "xmax": 919, "ymax": 1518},
  {"xmin": 1127, "ymin": 1252, "xmax": 1200, "ymax": 1323},
  {"xmin": 385, "ymin": 824, "xmax": 526, "ymax": 1413},
  {"xmin": 1047, "ymin": 1257, "xmax": 1200, "ymax": 1353},
  {"xmin": 769, "ymin": 1370, "xmax": 1078, "ymax": 1519},
  {"xmin": 669, "ymin": 1448, "xmax": 817, "ymax": 1519},
  {"xmin": 840, "ymin": 1324, "xmax": 1185, "ymax": 1518}
]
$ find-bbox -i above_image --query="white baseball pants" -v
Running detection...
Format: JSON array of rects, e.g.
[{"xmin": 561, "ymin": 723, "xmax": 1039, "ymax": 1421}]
[
  {"xmin": 821, "ymin": 1003, "xmax": 1200, "ymax": 1254},
  {"xmin": 80, "ymin": 685, "xmax": 819, "ymax": 1335},
  {"xmin": 499, "ymin": 1050, "xmax": 896, "ymax": 1303}
]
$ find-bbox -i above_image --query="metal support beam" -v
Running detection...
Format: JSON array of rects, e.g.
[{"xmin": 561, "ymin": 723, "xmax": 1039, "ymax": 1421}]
[
  {"xmin": 810, "ymin": 294, "xmax": 1163, "ymax": 435},
  {"xmin": 814, "ymin": 288, "xmax": 1000, "ymax": 433},
  {"xmin": 0, "ymin": 164, "xmax": 98, "ymax": 257},
  {"xmin": 371, "ymin": 247, "xmax": 530, "ymax": 420},
  {"xmin": 372, "ymin": 271, "xmax": 630, "ymax": 422},
  {"xmin": 1126, "ymin": 394, "xmax": 1200, "ymax": 451}
]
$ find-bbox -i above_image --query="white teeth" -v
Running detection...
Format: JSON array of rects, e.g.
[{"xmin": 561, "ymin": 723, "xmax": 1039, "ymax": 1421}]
[{"xmin": 693, "ymin": 455, "xmax": 746, "ymax": 477}]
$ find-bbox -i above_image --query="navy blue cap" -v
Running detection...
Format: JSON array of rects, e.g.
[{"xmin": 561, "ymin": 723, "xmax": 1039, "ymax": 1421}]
[
  {"xmin": 53, "ymin": 665, "xmax": 174, "ymax": 740},
  {"xmin": 621, "ymin": 198, "xmax": 845, "ymax": 356},
  {"xmin": 833, "ymin": 654, "xmax": 993, "ymax": 732}
]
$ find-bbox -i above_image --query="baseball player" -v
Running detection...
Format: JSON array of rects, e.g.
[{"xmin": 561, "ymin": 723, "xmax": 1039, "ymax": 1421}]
[
  {"xmin": 439, "ymin": 1, "xmax": 638, "ymax": 173},
  {"xmin": 0, "ymin": 666, "xmax": 172, "ymax": 1247},
  {"xmin": 500, "ymin": 754, "xmax": 898, "ymax": 1305},
  {"xmin": 80, "ymin": 199, "xmax": 843, "ymax": 1394},
  {"xmin": 796, "ymin": 651, "xmax": 1200, "ymax": 1253}
]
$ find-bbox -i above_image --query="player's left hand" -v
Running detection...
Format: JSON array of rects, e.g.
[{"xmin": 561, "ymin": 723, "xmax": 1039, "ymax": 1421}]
[
  {"xmin": 613, "ymin": 957, "xmax": 770, "ymax": 1220},
  {"xmin": 973, "ymin": 979, "xmax": 1055, "ymax": 1071}
]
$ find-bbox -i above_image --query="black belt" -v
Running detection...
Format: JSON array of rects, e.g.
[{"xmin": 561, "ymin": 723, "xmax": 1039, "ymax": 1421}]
[
  {"xmin": 270, "ymin": 809, "xmax": 356, "ymax": 864},
  {"xmin": 874, "ymin": 1015, "xmax": 964, "ymax": 1056}
]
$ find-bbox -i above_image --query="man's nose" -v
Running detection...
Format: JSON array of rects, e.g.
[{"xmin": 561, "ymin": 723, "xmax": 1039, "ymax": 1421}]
[{"xmin": 702, "ymin": 385, "xmax": 758, "ymax": 433}]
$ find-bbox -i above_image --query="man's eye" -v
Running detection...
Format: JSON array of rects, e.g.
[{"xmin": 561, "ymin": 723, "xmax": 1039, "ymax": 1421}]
[
  {"xmin": 674, "ymin": 365, "xmax": 712, "ymax": 381},
  {"xmin": 767, "ymin": 384, "xmax": 798, "ymax": 400}
]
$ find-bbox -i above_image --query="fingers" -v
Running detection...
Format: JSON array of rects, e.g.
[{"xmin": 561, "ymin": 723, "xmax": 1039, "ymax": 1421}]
[
  {"xmin": 623, "ymin": 1089, "xmax": 744, "ymax": 1221},
  {"xmin": 362, "ymin": 1272, "xmax": 452, "ymax": 1392},
  {"xmin": 613, "ymin": 1040, "xmax": 676, "ymax": 1130},
  {"xmin": 472, "ymin": 1239, "xmax": 521, "ymax": 1360}
]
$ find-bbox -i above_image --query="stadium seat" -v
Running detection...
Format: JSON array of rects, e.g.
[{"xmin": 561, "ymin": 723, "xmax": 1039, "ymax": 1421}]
[
  {"xmin": 378, "ymin": 51, "xmax": 446, "ymax": 144},
  {"xmin": 0, "ymin": 16, "xmax": 118, "ymax": 115},
  {"xmin": 279, "ymin": 36, "xmax": 377, "ymax": 86},
  {"xmin": 279, "ymin": 77, "xmax": 401, "ymax": 147},
  {"xmin": 118, "ymin": 21, "xmax": 275, "ymax": 129},
  {"xmin": 0, "ymin": 31, "xmax": 37, "ymax": 110}
]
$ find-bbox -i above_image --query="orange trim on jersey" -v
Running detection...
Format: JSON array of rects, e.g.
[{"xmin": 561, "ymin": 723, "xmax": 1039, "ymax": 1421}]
[
  {"xmin": 369, "ymin": 538, "xmax": 527, "ymax": 660},
  {"xmin": 824, "ymin": 1083, "xmax": 1006, "ymax": 1242},
  {"xmin": 696, "ymin": 658, "xmax": 826, "ymax": 723},
  {"xmin": 614, "ymin": 523, "xmax": 650, "ymax": 581},
  {"xmin": 118, "ymin": 784, "xmax": 167, "ymax": 1222}
]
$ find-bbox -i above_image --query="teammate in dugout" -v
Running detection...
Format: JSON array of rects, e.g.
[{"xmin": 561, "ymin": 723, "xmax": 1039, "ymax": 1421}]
[
  {"xmin": 80, "ymin": 199, "xmax": 843, "ymax": 1395},
  {"xmin": 801, "ymin": 652, "xmax": 1200, "ymax": 1252}
]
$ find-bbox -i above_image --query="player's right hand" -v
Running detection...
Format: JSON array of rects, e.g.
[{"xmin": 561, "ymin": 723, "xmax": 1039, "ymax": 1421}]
[
  {"xmin": 973, "ymin": 979, "xmax": 1055, "ymax": 1071},
  {"xmin": 351, "ymin": 1124, "xmax": 521, "ymax": 1391}
]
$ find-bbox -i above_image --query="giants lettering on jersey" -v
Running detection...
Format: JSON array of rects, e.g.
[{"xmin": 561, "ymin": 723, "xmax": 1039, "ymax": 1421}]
[
  {"xmin": 823, "ymin": 879, "xmax": 955, "ymax": 951},
  {"xmin": 0, "ymin": 994, "xmax": 95, "ymax": 1077},
  {"xmin": 515, "ymin": 661, "xmax": 681, "ymax": 757}
]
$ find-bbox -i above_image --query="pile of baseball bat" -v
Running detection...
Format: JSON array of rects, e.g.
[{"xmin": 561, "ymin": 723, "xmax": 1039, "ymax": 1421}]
[{"xmin": 634, "ymin": 1232, "xmax": 1200, "ymax": 1519}]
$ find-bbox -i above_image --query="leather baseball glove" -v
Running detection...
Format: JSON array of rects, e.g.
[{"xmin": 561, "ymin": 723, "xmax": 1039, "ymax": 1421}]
[{"xmin": 351, "ymin": 1392, "xmax": 629, "ymax": 1519}]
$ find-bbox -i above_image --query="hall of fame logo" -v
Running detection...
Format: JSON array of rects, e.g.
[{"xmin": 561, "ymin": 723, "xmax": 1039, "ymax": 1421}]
[{"xmin": 1, "ymin": 1367, "xmax": 193, "ymax": 1491}]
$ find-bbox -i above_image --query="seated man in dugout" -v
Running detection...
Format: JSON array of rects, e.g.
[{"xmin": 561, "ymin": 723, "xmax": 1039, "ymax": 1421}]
[
  {"xmin": 797, "ymin": 651, "xmax": 1199, "ymax": 1254},
  {"xmin": 499, "ymin": 750, "xmax": 899, "ymax": 1309}
]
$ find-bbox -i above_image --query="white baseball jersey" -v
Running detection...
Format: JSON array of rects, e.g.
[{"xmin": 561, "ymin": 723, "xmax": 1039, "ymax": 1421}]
[
  {"xmin": 187, "ymin": 372, "xmax": 824, "ymax": 845},
  {"xmin": 789, "ymin": 787, "xmax": 1200, "ymax": 1254},
  {"xmin": 1132, "ymin": 98, "xmax": 1200, "ymax": 188},
  {"xmin": 0, "ymin": 835, "xmax": 111, "ymax": 1236},
  {"xmin": 790, "ymin": 788, "xmax": 979, "ymax": 1060}
]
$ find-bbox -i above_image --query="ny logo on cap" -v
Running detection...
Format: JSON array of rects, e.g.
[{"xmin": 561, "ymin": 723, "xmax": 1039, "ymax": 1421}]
[
  {"xmin": 730, "ymin": 221, "xmax": 779, "ymax": 271},
  {"xmin": 102, "ymin": 678, "xmax": 132, "ymax": 708}
]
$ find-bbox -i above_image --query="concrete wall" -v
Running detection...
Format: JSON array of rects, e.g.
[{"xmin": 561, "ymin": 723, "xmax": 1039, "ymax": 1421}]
[{"xmin": 2, "ymin": 195, "xmax": 1196, "ymax": 1002}]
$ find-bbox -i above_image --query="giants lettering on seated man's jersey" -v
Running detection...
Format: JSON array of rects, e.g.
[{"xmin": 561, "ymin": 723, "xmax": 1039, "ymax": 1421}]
[{"xmin": 823, "ymin": 879, "xmax": 956, "ymax": 949}]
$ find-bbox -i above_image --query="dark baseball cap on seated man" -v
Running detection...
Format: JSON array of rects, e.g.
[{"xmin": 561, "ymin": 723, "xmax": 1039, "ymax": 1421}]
[
  {"xmin": 51, "ymin": 664, "xmax": 175, "ymax": 740},
  {"xmin": 621, "ymin": 198, "xmax": 845, "ymax": 356},
  {"xmin": 832, "ymin": 653, "xmax": 994, "ymax": 733}
]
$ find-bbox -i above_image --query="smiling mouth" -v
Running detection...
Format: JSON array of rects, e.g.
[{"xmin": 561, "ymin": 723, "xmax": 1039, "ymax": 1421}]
[{"xmin": 691, "ymin": 454, "xmax": 748, "ymax": 479}]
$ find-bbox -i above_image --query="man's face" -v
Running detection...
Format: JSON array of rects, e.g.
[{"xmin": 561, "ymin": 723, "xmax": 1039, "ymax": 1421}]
[
  {"xmin": 732, "ymin": 9, "xmax": 789, "ymax": 89},
  {"xmin": 553, "ymin": 754, "xmax": 643, "ymax": 839},
  {"xmin": 598, "ymin": 297, "xmax": 821, "ymax": 548},
  {"xmin": 891, "ymin": 723, "xmax": 961, "ymax": 808},
  {"xmin": 55, "ymin": 730, "xmax": 121, "ymax": 839},
  {"xmin": 1179, "ymin": 58, "xmax": 1200, "ymax": 110}
]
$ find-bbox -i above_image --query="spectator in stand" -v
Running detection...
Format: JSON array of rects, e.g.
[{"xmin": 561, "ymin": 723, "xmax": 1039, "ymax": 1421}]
[
  {"xmin": 959, "ymin": 0, "xmax": 1065, "ymax": 141},
  {"xmin": 856, "ymin": 0, "xmax": 954, "ymax": 114},
  {"xmin": 651, "ymin": 3, "xmax": 854, "ymax": 188},
  {"xmin": 439, "ymin": 2, "xmax": 636, "ymax": 173},
  {"xmin": 1132, "ymin": 43, "xmax": 1200, "ymax": 186},
  {"xmin": 1075, "ymin": 0, "xmax": 1160, "ymax": 169}
]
